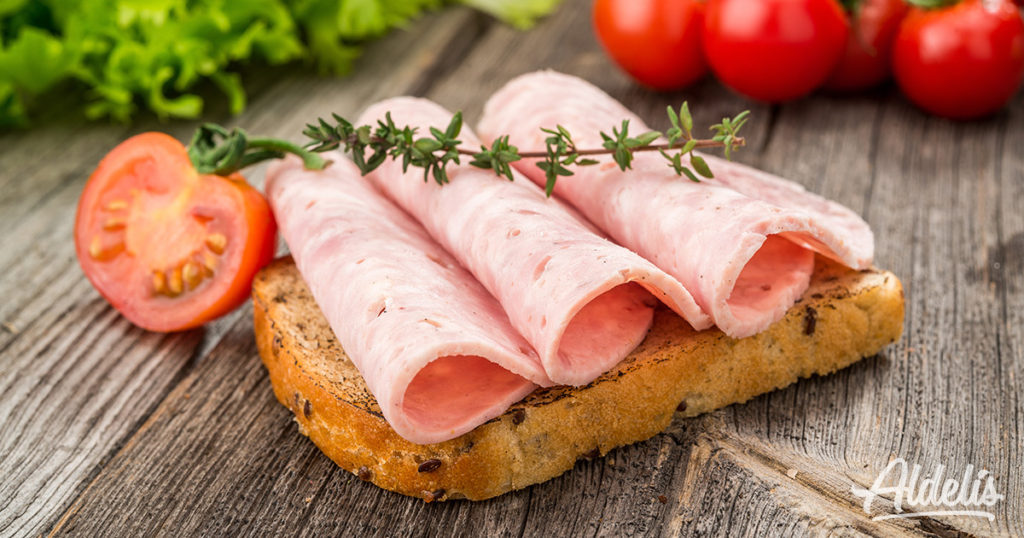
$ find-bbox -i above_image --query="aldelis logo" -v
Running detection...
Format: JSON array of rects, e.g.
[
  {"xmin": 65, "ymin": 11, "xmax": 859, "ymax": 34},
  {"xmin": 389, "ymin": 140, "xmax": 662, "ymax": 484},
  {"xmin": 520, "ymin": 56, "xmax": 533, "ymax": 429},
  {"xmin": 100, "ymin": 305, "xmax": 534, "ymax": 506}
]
[{"xmin": 852, "ymin": 458, "xmax": 1005, "ymax": 521}]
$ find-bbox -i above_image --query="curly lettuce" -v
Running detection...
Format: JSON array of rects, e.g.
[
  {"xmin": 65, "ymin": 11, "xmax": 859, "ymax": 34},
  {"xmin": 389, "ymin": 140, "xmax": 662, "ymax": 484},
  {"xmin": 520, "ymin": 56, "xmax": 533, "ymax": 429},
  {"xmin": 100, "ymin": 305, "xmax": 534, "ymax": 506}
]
[{"xmin": 0, "ymin": 0, "xmax": 561, "ymax": 126}]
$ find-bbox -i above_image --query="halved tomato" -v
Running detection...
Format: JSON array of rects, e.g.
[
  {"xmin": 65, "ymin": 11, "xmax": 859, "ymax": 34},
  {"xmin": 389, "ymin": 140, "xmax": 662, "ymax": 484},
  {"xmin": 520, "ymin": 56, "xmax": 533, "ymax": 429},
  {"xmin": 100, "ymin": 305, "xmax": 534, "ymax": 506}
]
[{"xmin": 74, "ymin": 132, "xmax": 276, "ymax": 332}]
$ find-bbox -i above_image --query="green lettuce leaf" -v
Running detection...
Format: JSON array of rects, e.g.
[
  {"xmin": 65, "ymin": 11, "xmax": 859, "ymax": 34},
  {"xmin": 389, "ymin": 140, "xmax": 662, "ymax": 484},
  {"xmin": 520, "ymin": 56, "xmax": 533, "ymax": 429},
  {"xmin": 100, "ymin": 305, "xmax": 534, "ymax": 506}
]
[
  {"xmin": 0, "ymin": 26, "xmax": 73, "ymax": 93},
  {"xmin": 0, "ymin": 0, "xmax": 562, "ymax": 127}
]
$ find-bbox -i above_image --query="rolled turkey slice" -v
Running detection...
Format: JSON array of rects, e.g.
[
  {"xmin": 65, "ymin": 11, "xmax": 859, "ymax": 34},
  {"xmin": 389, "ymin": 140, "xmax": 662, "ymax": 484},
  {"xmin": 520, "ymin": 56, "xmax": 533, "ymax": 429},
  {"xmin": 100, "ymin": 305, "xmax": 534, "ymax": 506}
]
[
  {"xmin": 478, "ymin": 71, "xmax": 874, "ymax": 338},
  {"xmin": 266, "ymin": 154, "xmax": 542, "ymax": 444},
  {"xmin": 358, "ymin": 98, "xmax": 711, "ymax": 386}
]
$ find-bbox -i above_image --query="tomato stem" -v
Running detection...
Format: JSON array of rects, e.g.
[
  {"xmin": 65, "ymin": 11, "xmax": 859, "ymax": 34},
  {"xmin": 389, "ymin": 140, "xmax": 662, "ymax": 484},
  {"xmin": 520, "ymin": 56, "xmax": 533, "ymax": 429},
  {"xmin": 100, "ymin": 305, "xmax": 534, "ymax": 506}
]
[
  {"xmin": 247, "ymin": 137, "xmax": 331, "ymax": 171},
  {"xmin": 902, "ymin": 0, "xmax": 959, "ymax": 8},
  {"xmin": 188, "ymin": 124, "xmax": 329, "ymax": 177}
]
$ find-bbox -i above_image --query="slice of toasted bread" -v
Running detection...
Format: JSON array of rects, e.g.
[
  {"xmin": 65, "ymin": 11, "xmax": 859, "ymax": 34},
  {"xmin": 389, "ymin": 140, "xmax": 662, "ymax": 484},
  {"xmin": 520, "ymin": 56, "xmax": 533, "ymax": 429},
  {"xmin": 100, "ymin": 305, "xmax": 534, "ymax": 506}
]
[{"xmin": 253, "ymin": 256, "xmax": 904, "ymax": 502}]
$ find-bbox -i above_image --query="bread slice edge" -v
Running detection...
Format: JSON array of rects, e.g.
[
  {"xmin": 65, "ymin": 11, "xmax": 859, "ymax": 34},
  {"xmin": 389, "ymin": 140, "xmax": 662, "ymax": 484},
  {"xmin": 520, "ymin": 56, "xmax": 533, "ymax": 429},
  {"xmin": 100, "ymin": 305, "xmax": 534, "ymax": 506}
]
[{"xmin": 253, "ymin": 256, "xmax": 904, "ymax": 502}]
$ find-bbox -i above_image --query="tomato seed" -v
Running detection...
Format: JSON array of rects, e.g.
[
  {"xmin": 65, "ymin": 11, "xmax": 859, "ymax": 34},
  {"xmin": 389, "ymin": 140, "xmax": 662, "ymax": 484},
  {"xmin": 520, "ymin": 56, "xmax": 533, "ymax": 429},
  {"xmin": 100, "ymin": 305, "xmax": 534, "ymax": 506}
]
[
  {"xmin": 152, "ymin": 271, "xmax": 167, "ymax": 295},
  {"xmin": 205, "ymin": 233, "xmax": 227, "ymax": 254},
  {"xmin": 183, "ymin": 262, "xmax": 202, "ymax": 289},
  {"xmin": 103, "ymin": 218, "xmax": 126, "ymax": 230},
  {"xmin": 168, "ymin": 268, "xmax": 183, "ymax": 296},
  {"xmin": 202, "ymin": 252, "xmax": 217, "ymax": 275}
]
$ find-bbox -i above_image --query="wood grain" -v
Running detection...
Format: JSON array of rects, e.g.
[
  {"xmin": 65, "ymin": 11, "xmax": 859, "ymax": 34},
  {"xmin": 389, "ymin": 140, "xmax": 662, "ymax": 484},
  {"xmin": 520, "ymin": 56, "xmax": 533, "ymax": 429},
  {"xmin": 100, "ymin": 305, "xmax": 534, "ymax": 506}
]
[
  {"xmin": 0, "ymin": 8, "xmax": 480, "ymax": 538},
  {"xmin": 0, "ymin": 0, "xmax": 1020, "ymax": 535}
]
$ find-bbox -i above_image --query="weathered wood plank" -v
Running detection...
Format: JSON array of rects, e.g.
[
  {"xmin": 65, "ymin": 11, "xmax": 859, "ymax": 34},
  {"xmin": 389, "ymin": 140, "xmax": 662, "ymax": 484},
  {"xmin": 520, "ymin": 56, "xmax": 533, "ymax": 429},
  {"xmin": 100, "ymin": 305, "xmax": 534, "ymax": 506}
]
[
  {"xmin": 678, "ymin": 80, "xmax": 1023, "ymax": 537},
  {"xmin": 427, "ymin": 1, "xmax": 1023, "ymax": 535},
  {"xmin": 3, "ymin": 0, "xmax": 1021, "ymax": 535},
  {"xmin": 0, "ymin": 9, "xmax": 483, "ymax": 538},
  {"xmin": 844, "ymin": 100, "xmax": 1021, "ymax": 536},
  {"xmin": 997, "ymin": 95, "xmax": 1024, "ymax": 535},
  {"xmin": 0, "ymin": 292, "xmax": 201, "ymax": 537}
]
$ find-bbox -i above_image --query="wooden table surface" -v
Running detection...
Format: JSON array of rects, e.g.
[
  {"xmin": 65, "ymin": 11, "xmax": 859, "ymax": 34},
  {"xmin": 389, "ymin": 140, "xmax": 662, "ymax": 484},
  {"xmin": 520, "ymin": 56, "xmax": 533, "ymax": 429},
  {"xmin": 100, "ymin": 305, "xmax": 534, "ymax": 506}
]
[{"xmin": 2, "ymin": 1, "xmax": 1022, "ymax": 536}]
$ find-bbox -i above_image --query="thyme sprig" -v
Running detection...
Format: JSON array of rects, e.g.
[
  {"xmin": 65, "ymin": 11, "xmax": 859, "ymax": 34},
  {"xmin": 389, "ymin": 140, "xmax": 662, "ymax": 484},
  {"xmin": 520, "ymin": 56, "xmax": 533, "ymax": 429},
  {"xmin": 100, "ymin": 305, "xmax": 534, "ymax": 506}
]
[{"xmin": 187, "ymin": 103, "xmax": 749, "ymax": 196}]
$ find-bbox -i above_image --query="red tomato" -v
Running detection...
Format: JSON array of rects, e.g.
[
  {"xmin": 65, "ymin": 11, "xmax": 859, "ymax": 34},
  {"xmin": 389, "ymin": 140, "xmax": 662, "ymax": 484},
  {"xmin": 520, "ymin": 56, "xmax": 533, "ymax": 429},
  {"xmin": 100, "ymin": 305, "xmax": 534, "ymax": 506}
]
[
  {"xmin": 824, "ymin": 0, "xmax": 909, "ymax": 91},
  {"xmin": 75, "ymin": 132, "xmax": 277, "ymax": 332},
  {"xmin": 703, "ymin": 0, "xmax": 850, "ymax": 102},
  {"xmin": 892, "ymin": 0, "xmax": 1024, "ymax": 119},
  {"xmin": 592, "ymin": 0, "xmax": 708, "ymax": 91}
]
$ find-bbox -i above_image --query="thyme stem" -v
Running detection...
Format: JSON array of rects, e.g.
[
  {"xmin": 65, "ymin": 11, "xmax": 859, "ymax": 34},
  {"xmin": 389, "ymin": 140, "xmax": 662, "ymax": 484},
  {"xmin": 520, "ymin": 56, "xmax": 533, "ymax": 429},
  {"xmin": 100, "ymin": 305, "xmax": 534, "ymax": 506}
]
[
  {"xmin": 187, "ymin": 102, "xmax": 751, "ymax": 198},
  {"xmin": 466, "ymin": 137, "xmax": 743, "ymax": 158}
]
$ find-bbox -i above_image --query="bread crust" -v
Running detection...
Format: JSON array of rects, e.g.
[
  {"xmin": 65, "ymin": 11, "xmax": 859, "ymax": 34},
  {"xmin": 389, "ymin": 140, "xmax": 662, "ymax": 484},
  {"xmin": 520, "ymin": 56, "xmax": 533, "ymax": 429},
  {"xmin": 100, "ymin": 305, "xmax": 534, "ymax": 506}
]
[{"xmin": 253, "ymin": 256, "xmax": 904, "ymax": 501}]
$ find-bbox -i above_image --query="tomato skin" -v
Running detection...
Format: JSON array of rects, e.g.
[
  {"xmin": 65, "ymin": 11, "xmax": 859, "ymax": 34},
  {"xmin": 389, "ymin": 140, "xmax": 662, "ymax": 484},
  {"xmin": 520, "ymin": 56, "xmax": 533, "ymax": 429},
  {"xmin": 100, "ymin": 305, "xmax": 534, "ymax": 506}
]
[
  {"xmin": 74, "ymin": 132, "xmax": 276, "ymax": 332},
  {"xmin": 824, "ymin": 0, "xmax": 909, "ymax": 91},
  {"xmin": 892, "ymin": 0, "xmax": 1024, "ymax": 120},
  {"xmin": 703, "ymin": 0, "xmax": 850, "ymax": 102},
  {"xmin": 592, "ymin": 0, "xmax": 708, "ymax": 91}
]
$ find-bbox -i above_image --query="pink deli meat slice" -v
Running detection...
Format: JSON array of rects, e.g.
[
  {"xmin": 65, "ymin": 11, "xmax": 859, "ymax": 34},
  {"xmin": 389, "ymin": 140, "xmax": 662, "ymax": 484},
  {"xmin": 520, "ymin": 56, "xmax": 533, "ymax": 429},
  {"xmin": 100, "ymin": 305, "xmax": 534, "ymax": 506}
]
[
  {"xmin": 266, "ymin": 154, "xmax": 542, "ymax": 444},
  {"xmin": 358, "ymin": 98, "xmax": 711, "ymax": 386},
  {"xmin": 478, "ymin": 71, "xmax": 874, "ymax": 338}
]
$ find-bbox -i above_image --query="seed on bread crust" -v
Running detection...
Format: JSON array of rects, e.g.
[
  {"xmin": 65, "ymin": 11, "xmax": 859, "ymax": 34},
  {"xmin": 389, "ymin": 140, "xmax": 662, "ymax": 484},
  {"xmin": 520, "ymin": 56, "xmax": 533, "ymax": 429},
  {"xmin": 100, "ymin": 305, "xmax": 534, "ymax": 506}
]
[
  {"xmin": 418, "ymin": 459, "xmax": 442, "ymax": 473},
  {"xmin": 422, "ymin": 489, "xmax": 445, "ymax": 502},
  {"xmin": 804, "ymin": 306, "xmax": 818, "ymax": 336}
]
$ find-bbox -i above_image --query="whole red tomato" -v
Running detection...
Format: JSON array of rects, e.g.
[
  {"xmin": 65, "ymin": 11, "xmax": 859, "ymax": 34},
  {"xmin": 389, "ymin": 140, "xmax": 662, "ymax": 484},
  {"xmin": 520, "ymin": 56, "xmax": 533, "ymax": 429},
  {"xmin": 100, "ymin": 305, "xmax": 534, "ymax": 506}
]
[
  {"xmin": 702, "ymin": 0, "xmax": 849, "ymax": 102},
  {"xmin": 892, "ymin": 0, "xmax": 1024, "ymax": 119},
  {"xmin": 592, "ymin": 0, "xmax": 708, "ymax": 91},
  {"xmin": 824, "ymin": 0, "xmax": 909, "ymax": 91}
]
